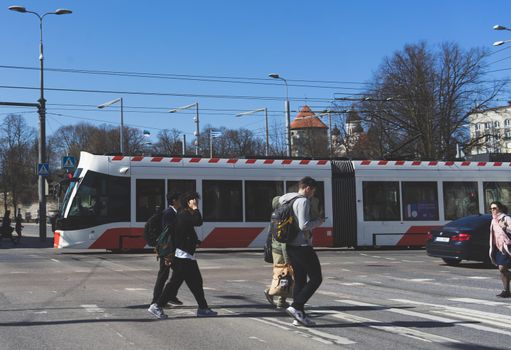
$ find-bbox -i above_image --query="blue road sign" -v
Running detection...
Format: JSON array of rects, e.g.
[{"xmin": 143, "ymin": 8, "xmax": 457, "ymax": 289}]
[
  {"xmin": 37, "ymin": 163, "xmax": 50, "ymax": 176},
  {"xmin": 62, "ymin": 156, "xmax": 76, "ymax": 169}
]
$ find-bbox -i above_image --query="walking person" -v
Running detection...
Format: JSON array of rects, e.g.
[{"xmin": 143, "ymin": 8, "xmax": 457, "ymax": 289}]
[
  {"xmin": 489, "ymin": 201, "xmax": 511, "ymax": 298},
  {"xmin": 0, "ymin": 210, "xmax": 15, "ymax": 244},
  {"xmin": 148, "ymin": 192, "xmax": 217, "ymax": 319},
  {"xmin": 150, "ymin": 193, "xmax": 183, "ymax": 307},
  {"xmin": 281, "ymin": 177, "xmax": 324, "ymax": 326},
  {"xmin": 14, "ymin": 212, "xmax": 23, "ymax": 243},
  {"xmin": 264, "ymin": 196, "xmax": 292, "ymax": 308}
]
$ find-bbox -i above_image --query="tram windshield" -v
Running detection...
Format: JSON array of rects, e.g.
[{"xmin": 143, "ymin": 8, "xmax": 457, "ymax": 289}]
[
  {"xmin": 60, "ymin": 168, "xmax": 82, "ymax": 217},
  {"xmin": 59, "ymin": 170, "xmax": 130, "ymax": 229}
]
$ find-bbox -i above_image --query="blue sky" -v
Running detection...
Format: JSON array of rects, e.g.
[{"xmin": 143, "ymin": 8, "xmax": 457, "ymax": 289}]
[{"xmin": 1, "ymin": 0, "xmax": 511, "ymax": 143}]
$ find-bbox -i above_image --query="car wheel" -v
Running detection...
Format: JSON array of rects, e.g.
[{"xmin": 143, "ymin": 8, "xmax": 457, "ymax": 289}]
[{"xmin": 442, "ymin": 258, "xmax": 462, "ymax": 266}]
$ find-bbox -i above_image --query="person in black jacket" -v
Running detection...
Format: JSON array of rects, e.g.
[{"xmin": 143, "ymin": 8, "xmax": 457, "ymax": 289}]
[
  {"xmin": 149, "ymin": 193, "xmax": 183, "ymax": 308},
  {"xmin": 148, "ymin": 192, "xmax": 217, "ymax": 319}
]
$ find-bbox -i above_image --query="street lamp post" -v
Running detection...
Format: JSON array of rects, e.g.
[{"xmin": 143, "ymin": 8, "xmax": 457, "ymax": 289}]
[
  {"xmin": 269, "ymin": 73, "xmax": 292, "ymax": 157},
  {"xmin": 169, "ymin": 102, "xmax": 200, "ymax": 155},
  {"xmin": 493, "ymin": 24, "xmax": 511, "ymax": 46},
  {"xmin": 97, "ymin": 98, "xmax": 125, "ymax": 154},
  {"xmin": 9, "ymin": 5, "xmax": 72, "ymax": 241},
  {"xmin": 235, "ymin": 108, "xmax": 269, "ymax": 157}
]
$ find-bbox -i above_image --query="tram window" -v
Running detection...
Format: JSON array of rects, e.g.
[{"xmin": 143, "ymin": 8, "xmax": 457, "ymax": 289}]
[
  {"xmin": 67, "ymin": 171, "xmax": 130, "ymax": 223},
  {"xmin": 167, "ymin": 179, "xmax": 196, "ymax": 203},
  {"xmin": 108, "ymin": 176, "xmax": 131, "ymax": 222},
  {"xmin": 443, "ymin": 182, "xmax": 479, "ymax": 220},
  {"xmin": 286, "ymin": 181, "xmax": 325, "ymax": 218},
  {"xmin": 245, "ymin": 181, "xmax": 284, "ymax": 222},
  {"xmin": 136, "ymin": 179, "xmax": 165, "ymax": 222},
  {"xmin": 483, "ymin": 182, "xmax": 511, "ymax": 213},
  {"xmin": 402, "ymin": 182, "xmax": 439, "ymax": 221},
  {"xmin": 363, "ymin": 182, "xmax": 400, "ymax": 221},
  {"xmin": 203, "ymin": 180, "xmax": 242, "ymax": 222}
]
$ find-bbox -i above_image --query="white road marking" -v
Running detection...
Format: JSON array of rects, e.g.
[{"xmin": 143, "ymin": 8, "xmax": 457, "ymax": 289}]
[
  {"xmin": 203, "ymin": 287, "xmax": 217, "ymax": 290},
  {"xmin": 10, "ymin": 271, "xmax": 28, "ymax": 274},
  {"xmin": 467, "ymin": 276, "xmax": 491, "ymax": 280},
  {"xmin": 261, "ymin": 317, "xmax": 356, "ymax": 345},
  {"xmin": 248, "ymin": 336, "xmax": 266, "ymax": 343},
  {"xmin": 384, "ymin": 257, "xmax": 396, "ymax": 260},
  {"xmin": 391, "ymin": 299, "xmax": 511, "ymax": 328},
  {"xmin": 448, "ymin": 298, "xmax": 506, "ymax": 306},
  {"xmin": 226, "ymin": 280, "xmax": 247, "ymax": 283},
  {"xmin": 33, "ymin": 311, "xmax": 47, "ymax": 314},
  {"xmin": 337, "ymin": 299, "xmax": 511, "ymax": 336},
  {"xmin": 319, "ymin": 310, "xmax": 460, "ymax": 343},
  {"xmin": 341, "ymin": 268, "xmax": 351, "ymax": 272},
  {"xmin": 125, "ymin": 288, "xmax": 148, "ymax": 291},
  {"xmin": 320, "ymin": 262, "xmax": 331, "ymax": 266},
  {"xmin": 50, "ymin": 259, "xmax": 60, "ymax": 263},
  {"xmin": 339, "ymin": 282, "xmax": 365, "ymax": 286},
  {"xmin": 81, "ymin": 304, "xmax": 105, "ymax": 313},
  {"xmin": 409, "ymin": 279, "xmax": 434, "ymax": 282}
]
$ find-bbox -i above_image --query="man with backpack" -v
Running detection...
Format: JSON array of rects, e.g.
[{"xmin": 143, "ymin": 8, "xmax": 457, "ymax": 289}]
[
  {"xmin": 278, "ymin": 176, "xmax": 324, "ymax": 327},
  {"xmin": 149, "ymin": 193, "xmax": 183, "ymax": 311}
]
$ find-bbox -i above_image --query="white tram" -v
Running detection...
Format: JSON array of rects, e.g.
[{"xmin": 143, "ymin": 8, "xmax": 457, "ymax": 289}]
[{"xmin": 54, "ymin": 152, "xmax": 511, "ymax": 250}]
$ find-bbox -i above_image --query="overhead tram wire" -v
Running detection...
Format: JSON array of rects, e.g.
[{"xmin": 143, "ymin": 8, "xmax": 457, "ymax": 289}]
[
  {"xmin": 0, "ymin": 84, "xmax": 355, "ymax": 101},
  {"xmin": 0, "ymin": 64, "xmax": 372, "ymax": 88}
]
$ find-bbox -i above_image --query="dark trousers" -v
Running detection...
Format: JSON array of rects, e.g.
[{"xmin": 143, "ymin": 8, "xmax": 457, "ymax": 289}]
[
  {"xmin": 157, "ymin": 258, "xmax": 208, "ymax": 309},
  {"xmin": 286, "ymin": 246, "xmax": 322, "ymax": 311},
  {"xmin": 151, "ymin": 258, "xmax": 174, "ymax": 304}
]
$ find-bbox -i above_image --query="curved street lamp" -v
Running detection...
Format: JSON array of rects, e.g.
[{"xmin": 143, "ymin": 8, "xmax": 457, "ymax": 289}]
[
  {"xmin": 9, "ymin": 5, "xmax": 72, "ymax": 241},
  {"xmin": 269, "ymin": 73, "xmax": 292, "ymax": 157},
  {"xmin": 169, "ymin": 102, "xmax": 200, "ymax": 155},
  {"xmin": 97, "ymin": 98, "xmax": 125, "ymax": 154},
  {"xmin": 493, "ymin": 24, "xmax": 511, "ymax": 46},
  {"xmin": 236, "ymin": 108, "xmax": 269, "ymax": 156}
]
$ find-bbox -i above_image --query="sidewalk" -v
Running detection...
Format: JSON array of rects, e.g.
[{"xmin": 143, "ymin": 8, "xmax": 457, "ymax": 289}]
[{"xmin": 0, "ymin": 223, "xmax": 53, "ymax": 249}]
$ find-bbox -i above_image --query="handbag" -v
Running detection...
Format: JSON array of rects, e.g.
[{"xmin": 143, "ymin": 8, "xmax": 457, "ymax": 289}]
[{"xmin": 269, "ymin": 263, "xmax": 294, "ymax": 297}]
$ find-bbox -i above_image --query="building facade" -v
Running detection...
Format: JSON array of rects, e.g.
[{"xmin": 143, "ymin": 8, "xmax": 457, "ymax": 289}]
[
  {"xmin": 468, "ymin": 105, "xmax": 511, "ymax": 155},
  {"xmin": 290, "ymin": 106, "xmax": 328, "ymax": 157}
]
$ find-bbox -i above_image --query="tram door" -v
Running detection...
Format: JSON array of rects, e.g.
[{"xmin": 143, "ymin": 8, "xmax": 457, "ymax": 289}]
[{"xmin": 331, "ymin": 161, "xmax": 357, "ymax": 247}]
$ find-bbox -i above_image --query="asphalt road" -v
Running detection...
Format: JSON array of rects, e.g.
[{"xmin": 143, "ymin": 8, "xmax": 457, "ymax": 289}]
[{"xmin": 1, "ymin": 224, "xmax": 510, "ymax": 349}]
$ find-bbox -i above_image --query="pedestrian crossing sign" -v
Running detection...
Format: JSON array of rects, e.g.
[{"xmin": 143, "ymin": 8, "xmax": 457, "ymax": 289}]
[
  {"xmin": 62, "ymin": 156, "xmax": 76, "ymax": 169},
  {"xmin": 37, "ymin": 163, "xmax": 50, "ymax": 176}
]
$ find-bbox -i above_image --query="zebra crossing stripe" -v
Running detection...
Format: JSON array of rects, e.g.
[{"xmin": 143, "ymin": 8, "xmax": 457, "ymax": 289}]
[
  {"xmin": 391, "ymin": 299, "xmax": 511, "ymax": 328},
  {"xmin": 448, "ymin": 298, "xmax": 506, "ymax": 306},
  {"xmin": 319, "ymin": 309, "xmax": 460, "ymax": 344},
  {"xmin": 336, "ymin": 299, "xmax": 511, "ymax": 337}
]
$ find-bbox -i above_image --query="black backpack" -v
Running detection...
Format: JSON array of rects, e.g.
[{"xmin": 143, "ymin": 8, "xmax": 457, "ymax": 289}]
[
  {"xmin": 143, "ymin": 212, "xmax": 163, "ymax": 246},
  {"xmin": 270, "ymin": 196, "xmax": 303, "ymax": 243},
  {"xmin": 155, "ymin": 226, "xmax": 174, "ymax": 260}
]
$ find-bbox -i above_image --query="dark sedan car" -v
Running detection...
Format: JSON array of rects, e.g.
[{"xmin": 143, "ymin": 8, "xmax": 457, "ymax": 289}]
[{"xmin": 426, "ymin": 214, "xmax": 492, "ymax": 265}]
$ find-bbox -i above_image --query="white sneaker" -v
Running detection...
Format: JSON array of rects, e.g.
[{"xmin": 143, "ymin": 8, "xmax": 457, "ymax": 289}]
[
  {"xmin": 148, "ymin": 303, "xmax": 168, "ymax": 319},
  {"xmin": 286, "ymin": 306, "xmax": 315, "ymax": 326},
  {"xmin": 292, "ymin": 320, "xmax": 300, "ymax": 326}
]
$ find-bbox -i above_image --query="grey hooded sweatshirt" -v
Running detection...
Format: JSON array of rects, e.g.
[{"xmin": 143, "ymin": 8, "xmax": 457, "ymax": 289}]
[{"xmin": 279, "ymin": 192, "xmax": 323, "ymax": 247}]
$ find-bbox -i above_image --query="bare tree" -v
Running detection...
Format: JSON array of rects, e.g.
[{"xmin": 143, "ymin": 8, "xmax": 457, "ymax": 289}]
[
  {"xmin": 0, "ymin": 114, "xmax": 37, "ymax": 213},
  {"xmin": 361, "ymin": 41, "xmax": 506, "ymax": 160},
  {"xmin": 153, "ymin": 129, "xmax": 183, "ymax": 155}
]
